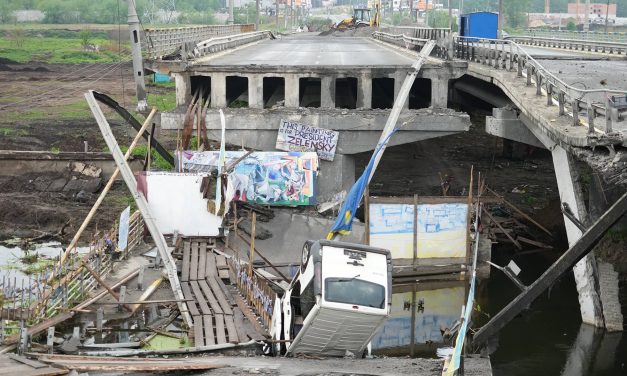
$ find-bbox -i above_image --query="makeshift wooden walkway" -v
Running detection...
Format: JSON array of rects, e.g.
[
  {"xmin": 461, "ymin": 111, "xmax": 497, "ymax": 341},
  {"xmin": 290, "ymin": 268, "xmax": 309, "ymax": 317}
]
[{"xmin": 178, "ymin": 238, "xmax": 263, "ymax": 346}]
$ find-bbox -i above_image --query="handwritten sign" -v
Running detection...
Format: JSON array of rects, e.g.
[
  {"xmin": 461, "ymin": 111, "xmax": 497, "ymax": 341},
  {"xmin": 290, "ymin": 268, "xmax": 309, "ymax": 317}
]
[{"xmin": 276, "ymin": 119, "xmax": 339, "ymax": 161}]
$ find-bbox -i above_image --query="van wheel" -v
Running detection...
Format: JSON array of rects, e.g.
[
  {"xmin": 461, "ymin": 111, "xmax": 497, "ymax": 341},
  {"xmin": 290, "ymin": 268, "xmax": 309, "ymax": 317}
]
[{"xmin": 300, "ymin": 243, "xmax": 310, "ymax": 272}]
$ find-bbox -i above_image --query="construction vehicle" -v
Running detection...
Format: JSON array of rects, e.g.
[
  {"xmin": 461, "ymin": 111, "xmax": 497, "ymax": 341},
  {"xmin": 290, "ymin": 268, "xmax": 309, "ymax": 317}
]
[{"xmin": 333, "ymin": 0, "xmax": 381, "ymax": 30}]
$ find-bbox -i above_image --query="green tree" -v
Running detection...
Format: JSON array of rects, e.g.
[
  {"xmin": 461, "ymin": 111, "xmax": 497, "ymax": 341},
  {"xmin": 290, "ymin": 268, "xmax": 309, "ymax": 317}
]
[{"xmin": 503, "ymin": 0, "xmax": 529, "ymax": 29}]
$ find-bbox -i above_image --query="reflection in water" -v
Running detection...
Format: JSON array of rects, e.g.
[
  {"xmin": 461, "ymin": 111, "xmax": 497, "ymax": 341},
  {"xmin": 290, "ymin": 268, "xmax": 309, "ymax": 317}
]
[{"xmin": 371, "ymin": 281, "xmax": 465, "ymax": 358}]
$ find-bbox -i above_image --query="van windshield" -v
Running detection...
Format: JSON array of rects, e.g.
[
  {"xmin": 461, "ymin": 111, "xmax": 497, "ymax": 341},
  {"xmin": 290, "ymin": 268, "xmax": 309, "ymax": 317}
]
[{"xmin": 324, "ymin": 278, "xmax": 385, "ymax": 309}]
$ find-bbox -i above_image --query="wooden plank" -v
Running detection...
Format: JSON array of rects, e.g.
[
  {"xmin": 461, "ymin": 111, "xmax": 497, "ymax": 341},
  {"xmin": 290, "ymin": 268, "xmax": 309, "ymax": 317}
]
[
  {"xmin": 181, "ymin": 241, "xmax": 191, "ymax": 282},
  {"xmin": 215, "ymin": 254, "xmax": 227, "ymax": 269},
  {"xmin": 180, "ymin": 283, "xmax": 199, "ymax": 317},
  {"xmin": 8, "ymin": 353, "xmax": 48, "ymax": 369},
  {"xmin": 190, "ymin": 281, "xmax": 212, "ymax": 316},
  {"xmin": 203, "ymin": 315, "xmax": 215, "ymax": 346},
  {"xmin": 232, "ymin": 309, "xmax": 250, "ymax": 341},
  {"xmin": 206, "ymin": 251, "xmax": 217, "ymax": 277},
  {"xmin": 198, "ymin": 242, "xmax": 207, "ymax": 280},
  {"xmin": 193, "ymin": 315, "xmax": 204, "ymax": 347},
  {"xmin": 198, "ymin": 280, "xmax": 223, "ymax": 315},
  {"xmin": 208, "ymin": 277, "xmax": 233, "ymax": 315},
  {"xmin": 190, "ymin": 241, "xmax": 199, "ymax": 281},
  {"xmin": 218, "ymin": 269, "xmax": 230, "ymax": 279},
  {"xmin": 214, "ymin": 314, "xmax": 227, "ymax": 344},
  {"xmin": 231, "ymin": 288, "xmax": 268, "ymax": 338},
  {"xmin": 223, "ymin": 315, "xmax": 239, "ymax": 343}
]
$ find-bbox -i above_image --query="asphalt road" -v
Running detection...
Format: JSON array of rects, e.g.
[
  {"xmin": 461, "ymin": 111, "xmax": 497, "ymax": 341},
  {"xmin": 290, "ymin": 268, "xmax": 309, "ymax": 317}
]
[{"xmin": 196, "ymin": 35, "xmax": 415, "ymax": 67}]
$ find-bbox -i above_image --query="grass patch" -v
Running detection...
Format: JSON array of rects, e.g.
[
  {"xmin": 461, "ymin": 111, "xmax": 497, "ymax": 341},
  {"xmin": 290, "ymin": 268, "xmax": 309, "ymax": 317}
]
[
  {"xmin": 146, "ymin": 90, "xmax": 177, "ymax": 112},
  {"xmin": 0, "ymin": 35, "xmax": 128, "ymax": 64},
  {"xmin": 121, "ymin": 144, "xmax": 173, "ymax": 171},
  {"xmin": 0, "ymin": 127, "xmax": 30, "ymax": 136}
]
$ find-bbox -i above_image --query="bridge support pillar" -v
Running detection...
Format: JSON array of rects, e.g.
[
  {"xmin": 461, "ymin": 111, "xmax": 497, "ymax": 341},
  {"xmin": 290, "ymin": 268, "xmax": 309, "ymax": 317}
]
[
  {"xmin": 431, "ymin": 78, "xmax": 449, "ymax": 108},
  {"xmin": 321, "ymin": 76, "xmax": 335, "ymax": 108},
  {"xmin": 285, "ymin": 75, "xmax": 300, "ymax": 108},
  {"xmin": 357, "ymin": 73, "xmax": 372, "ymax": 109},
  {"xmin": 318, "ymin": 153, "xmax": 355, "ymax": 201},
  {"xmin": 211, "ymin": 73, "xmax": 227, "ymax": 108},
  {"xmin": 515, "ymin": 113, "xmax": 606, "ymax": 328},
  {"xmin": 248, "ymin": 75, "xmax": 264, "ymax": 109},
  {"xmin": 553, "ymin": 145, "xmax": 605, "ymax": 328},
  {"xmin": 174, "ymin": 73, "xmax": 191, "ymax": 107}
]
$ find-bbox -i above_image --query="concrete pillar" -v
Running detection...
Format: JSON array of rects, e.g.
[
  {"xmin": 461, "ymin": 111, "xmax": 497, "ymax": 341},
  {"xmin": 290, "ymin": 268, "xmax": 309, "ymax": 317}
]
[
  {"xmin": 127, "ymin": 0, "xmax": 147, "ymax": 112},
  {"xmin": 174, "ymin": 73, "xmax": 191, "ymax": 107},
  {"xmin": 285, "ymin": 75, "xmax": 300, "ymax": 108},
  {"xmin": 552, "ymin": 145, "xmax": 605, "ymax": 328},
  {"xmin": 394, "ymin": 72, "xmax": 409, "ymax": 109},
  {"xmin": 321, "ymin": 76, "xmax": 335, "ymax": 108},
  {"xmin": 248, "ymin": 75, "xmax": 264, "ymax": 109},
  {"xmin": 317, "ymin": 153, "xmax": 355, "ymax": 202},
  {"xmin": 211, "ymin": 73, "xmax": 226, "ymax": 108},
  {"xmin": 431, "ymin": 78, "xmax": 449, "ymax": 108},
  {"xmin": 357, "ymin": 74, "xmax": 372, "ymax": 109}
]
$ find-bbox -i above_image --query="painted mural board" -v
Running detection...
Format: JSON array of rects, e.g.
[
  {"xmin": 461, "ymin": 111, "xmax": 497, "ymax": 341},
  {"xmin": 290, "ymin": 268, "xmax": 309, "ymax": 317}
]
[
  {"xmin": 179, "ymin": 151, "xmax": 318, "ymax": 206},
  {"xmin": 276, "ymin": 119, "xmax": 339, "ymax": 161},
  {"xmin": 369, "ymin": 201, "xmax": 468, "ymax": 259},
  {"xmin": 117, "ymin": 206, "xmax": 130, "ymax": 251}
]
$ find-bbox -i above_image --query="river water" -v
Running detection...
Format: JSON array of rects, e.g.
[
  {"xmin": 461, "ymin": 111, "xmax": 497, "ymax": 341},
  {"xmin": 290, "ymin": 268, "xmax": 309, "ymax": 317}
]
[{"xmin": 371, "ymin": 244, "xmax": 626, "ymax": 375}]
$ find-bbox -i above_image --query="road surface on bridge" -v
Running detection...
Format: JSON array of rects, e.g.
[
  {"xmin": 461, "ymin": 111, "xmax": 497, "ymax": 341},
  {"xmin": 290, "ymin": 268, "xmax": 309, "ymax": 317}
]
[{"xmin": 194, "ymin": 35, "xmax": 415, "ymax": 67}]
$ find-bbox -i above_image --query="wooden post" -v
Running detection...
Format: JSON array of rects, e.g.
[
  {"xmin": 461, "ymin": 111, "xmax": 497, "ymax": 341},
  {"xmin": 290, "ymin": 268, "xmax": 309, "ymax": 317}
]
[
  {"xmin": 364, "ymin": 186, "xmax": 370, "ymax": 245},
  {"xmin": 466, "ymin": 166, "xmax": 474, "ymax": 264},
  {"xmin": 138, "ymin": 266, "xmax": 145, "ymax": 291},
  {"xmin": 118, "ymin": 285, "xmax": 127, "ymax": 312},
  {"xmin": 413, "ymin": 194, "xmax": 418, "ymax": 267},
  {"xmin": 47, "ymin": 326, "xmax": 54, "ymax": 354},
  {"xmin": 96, "ymin": 307, "xmax": 104, "ymax": 332},
  {"xmin": 248, "ymin": 212, "xmax": 256, "ymax": 276}
]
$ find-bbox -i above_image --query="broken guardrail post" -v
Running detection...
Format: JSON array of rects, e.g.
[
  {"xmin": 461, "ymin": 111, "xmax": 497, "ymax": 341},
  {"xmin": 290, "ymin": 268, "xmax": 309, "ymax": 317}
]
[
  {"xmin": 138, "ymin": 266, "xmax": 144, "ymax": 291},
  {"xmin": 18, "ymin": 326, "xmax": 28, "ymax": 355},
  {"xmin": 587, "ymin": 103, "xmax": 595, "ymax": 134},
  {"xmin": 47, "ymin": 326, "xmax": 54, "ymax": 354},
  {"xmin": 118, "ymin": 285, "xmax": 127, "ymax": 312},
  {"xmin": 605, "ymin": 97, "xmax": 613, "ymax": 133},
  {"xmin": 96, "ymin": 307, "xmax": 104, "ymax": 332}
]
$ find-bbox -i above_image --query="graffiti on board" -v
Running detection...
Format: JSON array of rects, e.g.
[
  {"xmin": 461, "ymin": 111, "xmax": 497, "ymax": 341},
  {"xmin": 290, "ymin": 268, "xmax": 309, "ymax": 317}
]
[
  {"xmin": 179, "ymin": 151, "xmax": 319, "ymax": 206},
  {"xmin": 369, "ymin": 202, "xmax": 468, "ymax": 259}
]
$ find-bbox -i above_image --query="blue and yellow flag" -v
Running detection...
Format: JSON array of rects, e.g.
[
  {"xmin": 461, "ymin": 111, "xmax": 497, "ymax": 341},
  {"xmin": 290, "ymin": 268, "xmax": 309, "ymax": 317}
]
[{"xmin": 327, "ymin": 130, "xmax": 397, "ymax": 240}]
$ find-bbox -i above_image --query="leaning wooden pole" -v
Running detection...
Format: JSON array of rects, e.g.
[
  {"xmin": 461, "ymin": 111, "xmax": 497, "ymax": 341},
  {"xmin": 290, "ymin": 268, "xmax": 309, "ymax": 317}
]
[
  {"xmin": 85, "ymin": 91, "xmax": 193, "ymax": 329},
  {"xmin": 60, "ymin": 108, "xmax": 157, "ymax": 266}
]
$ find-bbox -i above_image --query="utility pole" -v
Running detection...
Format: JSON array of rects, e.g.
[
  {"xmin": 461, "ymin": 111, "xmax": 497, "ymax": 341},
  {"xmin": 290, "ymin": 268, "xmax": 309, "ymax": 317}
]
[
  {"xmin": 228, "ymin": 0, "xmax": 234, "ymax": 24},
  {"xmin": 604, "ymin": 0, "xmax": 610, "ymax": 32},
  {"xmin": 127, "ymin": 0, "xmax": 147, "ymax": 112},
  {"xmin": 545, "ymin": 0, "xmax": 550, "ymax": 14},
  {"xmin": 448, "ymin": 0, "xmax": 452, "ymax": 30},
  {"xmin": 584, "ymin": 0, "xmax": 590, "ymax": 32},
  {"xmin": 275, "ymin": 0, "xmax": 279, "ymax": 28},
  {"xmin": 498, "ymin": 0, "xmax": 503, "ymax": 38},
  {"xmin": 256, "ymin": 0, "xmax": 260, "ymax": 30}
]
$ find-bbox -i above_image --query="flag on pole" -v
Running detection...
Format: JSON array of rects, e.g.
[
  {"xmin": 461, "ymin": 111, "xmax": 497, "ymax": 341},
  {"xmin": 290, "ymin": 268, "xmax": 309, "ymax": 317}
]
[{"xmin": 327, "ymin": 130, "xmax": 397, "ymax": 240}]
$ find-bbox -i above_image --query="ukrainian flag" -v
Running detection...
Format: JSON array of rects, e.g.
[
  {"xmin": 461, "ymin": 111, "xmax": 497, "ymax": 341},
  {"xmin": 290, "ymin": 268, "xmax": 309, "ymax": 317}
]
[{"xmin": 327, "ymin": 130, "xmax": 397, "ymax": 240}]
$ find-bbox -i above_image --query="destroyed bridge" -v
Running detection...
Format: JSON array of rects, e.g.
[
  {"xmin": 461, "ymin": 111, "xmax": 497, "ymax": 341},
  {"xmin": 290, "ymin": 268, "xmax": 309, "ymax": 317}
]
[{"xmin": 142, "ymin": 24, "xmax": 627, "ymax": 347}]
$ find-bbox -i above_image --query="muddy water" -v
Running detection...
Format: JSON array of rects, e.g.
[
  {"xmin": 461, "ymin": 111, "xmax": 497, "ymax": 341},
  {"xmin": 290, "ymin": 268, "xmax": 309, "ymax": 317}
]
[{"xmin": 370, "ymin": 244, "xmax": 625, "ymax": 375}]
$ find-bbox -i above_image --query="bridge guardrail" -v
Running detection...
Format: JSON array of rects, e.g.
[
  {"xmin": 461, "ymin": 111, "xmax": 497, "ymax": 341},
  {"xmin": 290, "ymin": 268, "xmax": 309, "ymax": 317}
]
[
  {"xmin": 192, "ymin": 31, "xmax": 275, "ymax": 60},
  {"xmin": 372, "ymin": 31, "xmax": 429, "ymax": 50},
  {"xmin": 507, "ymin": 35, "xmax": 627, "ymax": 56},
  {"xmin": 386, "ymin": 26, "xmax": 450, "ymax": 41},
  {"xmin": 373, "ymin": 28, "xmax": 626, "ymax": 141},
  {"xmin": 451, "ymin": 36, "xmax": 627, "ymax": 138},
  {"xmin": 524, "ymin": 29, "xmax": 627, "ymax": 43},
  {"xmin": 145, "ymin": 24, "xmax": 255, "ymax": 59}
]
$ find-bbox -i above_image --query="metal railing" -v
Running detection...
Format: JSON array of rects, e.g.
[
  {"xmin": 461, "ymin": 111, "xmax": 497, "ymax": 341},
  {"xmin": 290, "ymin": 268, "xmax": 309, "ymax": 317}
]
[
  {"xmin": 372, "ymin": 28, "xmax": 627, "ymax": 141},
  {"xmin": 386, "ymin": 26, "xmax": 450, "ymax": 41},
  {"xmin": 193, "ymin": 31, "xmax": 275, "ymax": 60},
  {"xmin": 524, "ymin": 29, "xmax": 627, "ymax": 43},
  {"xmin": 144, "ymin": 24, "xmax": 255, "ymax": 59},
  {"xmin": 372, "ymin": 31, "xmax": 429, "ymax": 51},
  {"xmin": 449, "ymin": 36, "xmax": 627, "ymax": 137},
  {"xmin": 228, "ymin": 257, "xmax": 276, "ymax": 332},
  {"xmin": 508, "ymin": 35, "xmax": 627, "ymax": 56}
]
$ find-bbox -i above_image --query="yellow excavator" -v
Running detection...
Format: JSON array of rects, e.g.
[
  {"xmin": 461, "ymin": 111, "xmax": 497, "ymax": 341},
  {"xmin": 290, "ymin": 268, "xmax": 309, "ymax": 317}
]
[{"xmin": 333, "ymin": 0, "xmax": 381, "ymax": 30}]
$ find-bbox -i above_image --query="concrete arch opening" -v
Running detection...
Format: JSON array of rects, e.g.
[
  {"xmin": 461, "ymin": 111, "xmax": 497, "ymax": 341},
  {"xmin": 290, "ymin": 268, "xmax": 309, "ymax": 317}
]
[
  {"xmin": 190, "ymin": 76, "xmax": 211, "ymax": 103},
  {"xmin": 409, "ymin": 78, "xmax": 431, "ymax": 109},
  {"xmin": 299, "ymin": 77, "xmax": 321, "ymax": 108},
  {"xmin": 263, "ymin": 77, "xmax": 285, "ymax": 108},
  {"xmin": 335, "ymin": 77, "xmax": 358, "ymax": 109},
  {"xmin": 371, "ymin": 77, "xmax": 395, "ymax": 109},
  {"xmin": 226, "ymin": 76, "xmax": 249, "ymax": 107}
]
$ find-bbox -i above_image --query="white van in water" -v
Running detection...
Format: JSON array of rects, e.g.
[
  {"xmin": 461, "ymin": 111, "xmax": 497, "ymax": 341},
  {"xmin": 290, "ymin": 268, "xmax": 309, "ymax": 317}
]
[{"xmin": 270, "ymin": 240, "xmax": 392, "ymax": 357}]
